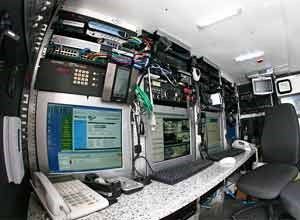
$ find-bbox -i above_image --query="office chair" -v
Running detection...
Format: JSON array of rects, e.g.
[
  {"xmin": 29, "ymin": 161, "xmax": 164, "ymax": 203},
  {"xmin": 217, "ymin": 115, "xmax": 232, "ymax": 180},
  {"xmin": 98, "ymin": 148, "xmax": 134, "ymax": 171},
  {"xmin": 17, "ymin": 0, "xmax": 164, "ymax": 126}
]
[{"xmin": 237, "ymin": 103, "xmax": 300, "ymax": 220}]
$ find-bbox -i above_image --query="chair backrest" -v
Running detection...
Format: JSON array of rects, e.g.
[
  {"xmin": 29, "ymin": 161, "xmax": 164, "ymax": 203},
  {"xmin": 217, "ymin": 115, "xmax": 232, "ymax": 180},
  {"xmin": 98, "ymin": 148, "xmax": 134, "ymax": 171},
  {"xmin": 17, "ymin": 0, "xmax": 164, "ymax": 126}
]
[{"xmin": 262, "ymin": 103, "xmax": 300, "ymax": 164}]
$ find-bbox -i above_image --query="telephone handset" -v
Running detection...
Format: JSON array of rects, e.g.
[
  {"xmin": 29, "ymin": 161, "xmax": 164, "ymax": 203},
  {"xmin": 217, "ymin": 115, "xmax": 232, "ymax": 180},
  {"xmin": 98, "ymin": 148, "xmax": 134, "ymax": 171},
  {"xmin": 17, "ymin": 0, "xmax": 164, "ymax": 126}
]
[
  {"xmin": 232, "ymin": 140, "xmax": 259, "ymax": 166},
  {"xmin": 32, "ymin": 172, "xmax": 70, "ymax": 220},
  {"xmin": 232, "ymin": 139, "xmax": 251, "ymax": 151},
  {"xmin": 32, "ymin": 172, "xmax": 109, "ymax": 220},
  {"xmin": 198, "ymin": 112, "xmax": 209, "ymax": 159}
]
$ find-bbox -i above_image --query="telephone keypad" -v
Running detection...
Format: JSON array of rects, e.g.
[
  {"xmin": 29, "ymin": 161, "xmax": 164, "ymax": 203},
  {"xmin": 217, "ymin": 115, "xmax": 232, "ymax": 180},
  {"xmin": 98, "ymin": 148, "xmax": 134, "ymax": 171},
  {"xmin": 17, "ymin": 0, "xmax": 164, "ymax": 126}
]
[
  {"xmin": 72, "ymin": 68, "xmax": 99, "ymax": 87},
  {"xmin": 54, "ymin": 180, "xmax": 101, "ymax": 209}
]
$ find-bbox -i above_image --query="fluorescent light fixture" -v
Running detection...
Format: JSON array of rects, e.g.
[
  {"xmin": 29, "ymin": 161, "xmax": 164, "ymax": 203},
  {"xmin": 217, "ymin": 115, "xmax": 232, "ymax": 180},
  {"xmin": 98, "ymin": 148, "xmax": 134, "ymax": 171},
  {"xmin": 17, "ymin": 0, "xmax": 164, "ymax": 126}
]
[
  {"xmin": 197, "ymin": 7, "xmax": 242, "ymax": 29},
  {"xmin": 5, "ymin": 30, "xmax": 20, "ymax": 41},
  {"xmin": 235, "ymin": 50, "xmax": 265, "ymax": 62}
]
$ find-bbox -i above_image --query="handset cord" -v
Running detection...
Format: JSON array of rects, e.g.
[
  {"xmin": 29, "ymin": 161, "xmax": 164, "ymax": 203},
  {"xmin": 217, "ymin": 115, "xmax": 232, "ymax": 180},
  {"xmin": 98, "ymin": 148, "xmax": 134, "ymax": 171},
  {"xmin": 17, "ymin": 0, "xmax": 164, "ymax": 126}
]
[
  {"xmin": 131, "ymin": 104, "xmax": 152, "ymax": 178},
  {"xmin": 60, "ymin": 205, "xmax": 70, "ymax": 220},
  {"xmin": 133, "ymin": 155, "xmax": 154, "ymax": 175},
  {"xmin": 147, "ymin": 67, "xmax": 154, "ymax": 107},
  {"xmin": 132, "ymin": 107, "xmax": 154, "ymax": 177}
]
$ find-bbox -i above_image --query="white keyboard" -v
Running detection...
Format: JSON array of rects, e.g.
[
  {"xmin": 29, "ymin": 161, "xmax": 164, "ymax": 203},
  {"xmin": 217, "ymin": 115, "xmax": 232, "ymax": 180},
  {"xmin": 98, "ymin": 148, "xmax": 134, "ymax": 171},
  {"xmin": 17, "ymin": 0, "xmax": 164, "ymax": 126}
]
[{"xmin": 54, "ymin": 180, "xmax": 109, "ymax": 219}]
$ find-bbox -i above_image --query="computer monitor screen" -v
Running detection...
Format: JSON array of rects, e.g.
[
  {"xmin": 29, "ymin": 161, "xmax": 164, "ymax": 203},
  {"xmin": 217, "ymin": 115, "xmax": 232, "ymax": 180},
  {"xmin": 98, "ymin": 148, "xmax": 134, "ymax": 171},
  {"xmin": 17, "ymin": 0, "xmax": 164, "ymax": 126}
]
[
  {"xmin": 252, "ymin": 77, "xmax": 273, "ymax": 95},
  {"xmin": 47, "ymin": 103, "xmax": 122, "ymax": 173},
  {"xmin": 112, "ymin": 66, "xmax": 130, "ymax": 100},
  {"xmin": 151, "ymin": 113, "xmax": 190, "ymax": 163},
  {"xmin": 205, "ymin": 114, "xmax": 223, "ymax": 153}
]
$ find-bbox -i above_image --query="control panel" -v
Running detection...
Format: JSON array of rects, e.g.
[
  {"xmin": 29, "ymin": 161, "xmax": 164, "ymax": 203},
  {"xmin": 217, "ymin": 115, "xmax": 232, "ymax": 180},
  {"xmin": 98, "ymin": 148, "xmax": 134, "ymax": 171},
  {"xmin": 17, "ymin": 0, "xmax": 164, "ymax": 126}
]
[
  {"xmin": 35, "ymin": 59, "xmax": 106, "ymax": 97},
  {"xmin": 24, "ymin": 0, "xmax": 59, "ymax": 61},
  {"xmin": 53, "ymin": 10, "xmax": 137, "ymax": 47},
  {"xmin": 144, "ymin": 78, "xmax": 194, "ymax": 107},
  {"xmin": 238, "ymin": 83, "xmax": 273, "ymax": 114},
  {"xmin": 72, "ymin": 68, "xmax": 99, "ymax": 87}
]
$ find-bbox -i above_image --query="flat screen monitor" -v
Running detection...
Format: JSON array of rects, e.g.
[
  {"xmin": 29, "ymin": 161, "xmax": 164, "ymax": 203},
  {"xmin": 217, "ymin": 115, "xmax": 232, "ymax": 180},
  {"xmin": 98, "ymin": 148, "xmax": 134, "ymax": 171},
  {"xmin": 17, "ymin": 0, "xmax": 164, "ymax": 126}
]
[
  {"xmin": 252, "ymin": 77, "xmax": 273, "ymax": 95},
  {"xmin": 47, "ymin": 103, "xmax": 122, "ymax": 172},
  {"xmin": 205, "ymin": 112, "xmax": 224, "ymax": 154},
  {"xmin": 152, "ymin": 117, "xmax": 190, "ymax": 162},
  {"xmin": 36, "ymin": 92, "xmax": 132, "ymax": 175},
  {"xmin": 147, "ymin": 106, "xmax": 194, "ymax": 169}
]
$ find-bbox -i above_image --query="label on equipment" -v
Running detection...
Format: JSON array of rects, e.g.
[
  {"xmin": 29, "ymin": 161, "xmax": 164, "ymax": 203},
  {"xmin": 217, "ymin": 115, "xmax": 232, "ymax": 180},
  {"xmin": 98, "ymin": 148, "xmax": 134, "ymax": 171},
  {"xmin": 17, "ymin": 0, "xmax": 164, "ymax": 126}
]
[
  {"xmin": 86, "ymin": 29, "xmax": 126, "ymax": 44},
  {"xmin": 62, "ymin": 20, "xmax": 85, "ymax": 28},
  {"xmin": 152, "ymin": 80, "xmax": 161, "ymax": 87}
]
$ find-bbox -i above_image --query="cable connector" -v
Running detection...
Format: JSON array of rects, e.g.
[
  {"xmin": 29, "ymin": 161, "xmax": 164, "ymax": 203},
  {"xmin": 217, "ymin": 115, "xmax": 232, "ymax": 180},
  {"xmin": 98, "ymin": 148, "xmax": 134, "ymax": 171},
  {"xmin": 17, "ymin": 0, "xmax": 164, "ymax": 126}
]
[
  {"xmin": 134, "ymin": 144, "xmax": 142, "ymax": 155},
  {"xmin": 150, "ymin": 113, "xmax": 156, "ymax": 131}
]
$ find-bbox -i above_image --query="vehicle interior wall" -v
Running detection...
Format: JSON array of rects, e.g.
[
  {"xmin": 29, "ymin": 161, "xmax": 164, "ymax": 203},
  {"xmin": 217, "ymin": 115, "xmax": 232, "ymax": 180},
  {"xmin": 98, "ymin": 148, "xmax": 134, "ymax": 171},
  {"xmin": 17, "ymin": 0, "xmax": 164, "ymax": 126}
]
[
  {"xmin": 1, "ymin": 0, "xmax": 300, "ymax": 219},
  {"xmin": 0, "ymin": 1, "xmax": 30, "ymax": 219}
]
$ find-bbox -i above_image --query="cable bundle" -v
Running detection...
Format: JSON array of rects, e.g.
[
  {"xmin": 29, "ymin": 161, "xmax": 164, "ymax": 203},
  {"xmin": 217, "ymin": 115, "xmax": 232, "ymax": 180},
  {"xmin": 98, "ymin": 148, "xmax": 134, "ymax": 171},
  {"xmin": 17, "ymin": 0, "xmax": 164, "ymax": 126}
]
[
  {"xmin": 127, "ymin": 36, "xmax": 143, "ymax": 46},
  {"xmin": 134, "ymin": 85, "xmax": 153, "ymax": 113},
  {"xmin": 86, "ymin": 53, "xmax": 108, "ymax": 60},
  {"xmin": 111, "ymin": 53, "xmax": 132, "ymax": 65},
  {"xmin": 133, "ymin": 53, "xmax": 150, "ymax": 70},
  {"xmin": 149, "ymin": 63, "xmax": 176, "ymax": 86},
  {"xmin": 80, "ymin": 48, "xmax": 108, "ymax": 62}
]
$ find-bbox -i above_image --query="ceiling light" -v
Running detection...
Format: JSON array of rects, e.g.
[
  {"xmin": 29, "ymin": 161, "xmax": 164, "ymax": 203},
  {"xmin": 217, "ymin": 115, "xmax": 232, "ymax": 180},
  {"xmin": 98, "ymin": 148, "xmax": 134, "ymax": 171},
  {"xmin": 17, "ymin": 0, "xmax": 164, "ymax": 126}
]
[
  {"xmin": 234, "ymin": 50, "xmax": 265, "ymax": 62},
  {"xmin": 197, "ymin": 7, "xmax": 242, "ymax": 29}
]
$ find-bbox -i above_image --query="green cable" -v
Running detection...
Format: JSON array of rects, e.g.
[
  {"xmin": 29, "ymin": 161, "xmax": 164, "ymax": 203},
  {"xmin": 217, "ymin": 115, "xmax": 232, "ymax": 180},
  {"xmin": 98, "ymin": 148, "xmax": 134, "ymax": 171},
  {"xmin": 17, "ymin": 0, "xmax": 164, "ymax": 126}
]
[
  {"xmin": 128, "ymin": 37, "xmax": 143, "ymax": 45},
  {"xmin": 134, "ymin": 85, "xmax": 153, "ymax": 112}
]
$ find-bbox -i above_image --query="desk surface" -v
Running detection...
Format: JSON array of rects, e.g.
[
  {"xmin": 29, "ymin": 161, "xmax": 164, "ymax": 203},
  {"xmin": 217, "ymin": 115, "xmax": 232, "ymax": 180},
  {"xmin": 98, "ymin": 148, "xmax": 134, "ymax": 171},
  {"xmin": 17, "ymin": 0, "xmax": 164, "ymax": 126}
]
[{"xmin": 28, "ymin": 149, "xmax": 255, "ymax": 220}]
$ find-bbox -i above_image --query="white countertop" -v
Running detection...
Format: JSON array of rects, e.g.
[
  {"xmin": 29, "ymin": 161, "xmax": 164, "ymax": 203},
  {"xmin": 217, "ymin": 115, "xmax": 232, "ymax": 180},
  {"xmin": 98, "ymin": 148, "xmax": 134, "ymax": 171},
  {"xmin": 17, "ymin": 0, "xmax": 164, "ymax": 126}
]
[{"xmin": 28, "ymin": 148, "xmax": 255, "ymax": 220}]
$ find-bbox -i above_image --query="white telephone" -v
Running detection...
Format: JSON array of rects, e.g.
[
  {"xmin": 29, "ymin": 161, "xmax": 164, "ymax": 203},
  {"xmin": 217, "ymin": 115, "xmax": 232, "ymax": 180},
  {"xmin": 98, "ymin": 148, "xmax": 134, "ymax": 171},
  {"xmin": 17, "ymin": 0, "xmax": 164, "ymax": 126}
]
[
  {"xmin": 32, "ymin": 172, "xmax": 109, "ymax": 220},
  {"xmin": 232, "ymin": 139, "xmax": 251, "ymax": 151}
]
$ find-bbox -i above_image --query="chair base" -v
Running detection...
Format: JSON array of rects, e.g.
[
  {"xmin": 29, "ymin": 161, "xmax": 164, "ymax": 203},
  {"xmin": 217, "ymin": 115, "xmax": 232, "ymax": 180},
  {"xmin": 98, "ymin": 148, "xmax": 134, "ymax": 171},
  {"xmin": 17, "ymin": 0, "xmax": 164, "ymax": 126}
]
[{"xmin": 232, "ymin": 201, "xmax": 280, "ymax": 220}]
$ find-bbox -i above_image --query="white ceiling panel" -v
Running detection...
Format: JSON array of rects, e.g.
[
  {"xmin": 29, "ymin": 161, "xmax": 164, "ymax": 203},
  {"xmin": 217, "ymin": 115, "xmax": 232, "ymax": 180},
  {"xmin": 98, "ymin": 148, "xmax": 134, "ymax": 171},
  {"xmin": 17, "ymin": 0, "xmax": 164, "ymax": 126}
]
[
  {"xmin": 281, "ymin": 0, "xmax": 300, "ymax": 73},
  {"xmin": 63, "ymin": 0, "xmax": 299, "ymax": 81}
]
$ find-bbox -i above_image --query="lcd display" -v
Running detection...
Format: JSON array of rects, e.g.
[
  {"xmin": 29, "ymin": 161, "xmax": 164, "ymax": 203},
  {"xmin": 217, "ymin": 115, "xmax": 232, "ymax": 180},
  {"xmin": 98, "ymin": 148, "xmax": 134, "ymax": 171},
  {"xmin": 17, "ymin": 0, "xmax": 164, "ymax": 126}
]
[
  {"xmin": 151, "ymin": 114, "xmax": 190, "ymax": 163},
  {"xmin": 112, "ymin": 66, "xmax": 130, "ymax": 100},
  {"xmin": 47, "ymin": 103, "xmax": 122, "ymax": 172},
  {"xmin": 252, "ymin": 77, "xmax": 273, "ymax": 95},
  {"xmin": 206, "ymin": 115, "xmax": 222, "ymax": 154},
  {"xmin": 163, "ymin": 118, "xmax": 190, "ymax": 160}
]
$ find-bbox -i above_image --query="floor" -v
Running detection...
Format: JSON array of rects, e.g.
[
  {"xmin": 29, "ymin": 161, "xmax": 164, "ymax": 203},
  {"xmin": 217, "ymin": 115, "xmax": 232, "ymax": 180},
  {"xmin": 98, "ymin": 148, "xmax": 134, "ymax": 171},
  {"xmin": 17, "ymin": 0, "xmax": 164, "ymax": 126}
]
[
  {"xmin": 0, "ymin": 182, "xmax": 295, "ymax": 220},
  {"xmin": 199, "ymin": 196, "xmax": 295, "ymax": 220},
  {"xmin": 0, "ymin": 181, "xmax": 30, "ymax": 220}
]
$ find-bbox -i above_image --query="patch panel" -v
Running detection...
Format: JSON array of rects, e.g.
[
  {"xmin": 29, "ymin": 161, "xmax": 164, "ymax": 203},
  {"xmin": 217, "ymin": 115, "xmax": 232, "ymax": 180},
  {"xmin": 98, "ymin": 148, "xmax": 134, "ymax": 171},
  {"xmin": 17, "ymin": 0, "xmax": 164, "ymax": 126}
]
[{"xmin": 47, "ymin": 44, "xmax": 107, "ymax": 66}]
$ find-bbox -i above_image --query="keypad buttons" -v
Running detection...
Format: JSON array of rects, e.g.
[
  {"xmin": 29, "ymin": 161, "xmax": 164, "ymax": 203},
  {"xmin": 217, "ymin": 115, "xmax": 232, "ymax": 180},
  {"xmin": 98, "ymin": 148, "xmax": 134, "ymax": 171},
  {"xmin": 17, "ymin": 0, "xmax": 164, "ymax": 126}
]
[{"xmin": 72, "ymin": 69, "xmax": 99, "ymax": 87}]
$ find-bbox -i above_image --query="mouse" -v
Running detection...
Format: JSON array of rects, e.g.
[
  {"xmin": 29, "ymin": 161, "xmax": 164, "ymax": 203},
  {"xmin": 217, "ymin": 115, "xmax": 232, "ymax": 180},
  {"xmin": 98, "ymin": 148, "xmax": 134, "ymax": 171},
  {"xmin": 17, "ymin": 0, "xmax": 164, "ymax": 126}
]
[{"xmin": 219, "ymin": 157, "xmax": 236, "ymax": 167}]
